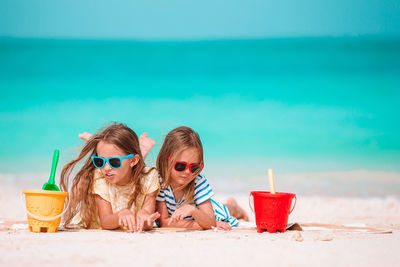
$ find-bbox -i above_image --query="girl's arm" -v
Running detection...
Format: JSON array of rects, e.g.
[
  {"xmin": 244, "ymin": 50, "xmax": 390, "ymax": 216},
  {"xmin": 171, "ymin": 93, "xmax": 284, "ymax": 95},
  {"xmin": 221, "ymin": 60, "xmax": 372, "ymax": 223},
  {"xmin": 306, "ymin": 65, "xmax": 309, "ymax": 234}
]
[
  {"xmin": 94, "ymin": 194, "xmax": 137, "ymax": 232},
  {"xmin": 156, "ymin": 200, "xmax": 216, "ymax": 230},
  {"xmin": 190, "ymin": 200, "xmax": 216, "ymax": 229},
  {"xmin": 135, "ymin": 190, "xmax": 160, "ymax": 231},
  {"xmin": 156, "ymin": 200, "xmax": 202, "ymax": 229}
]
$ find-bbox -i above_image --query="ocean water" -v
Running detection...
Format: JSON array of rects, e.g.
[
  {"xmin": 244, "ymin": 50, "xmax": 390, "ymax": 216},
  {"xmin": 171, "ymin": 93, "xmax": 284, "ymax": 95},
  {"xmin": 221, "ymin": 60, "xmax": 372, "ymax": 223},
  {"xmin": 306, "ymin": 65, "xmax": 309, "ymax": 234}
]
[{"xmin": 1, "ymin": 37, "xmax": 400, "ymax": 196}]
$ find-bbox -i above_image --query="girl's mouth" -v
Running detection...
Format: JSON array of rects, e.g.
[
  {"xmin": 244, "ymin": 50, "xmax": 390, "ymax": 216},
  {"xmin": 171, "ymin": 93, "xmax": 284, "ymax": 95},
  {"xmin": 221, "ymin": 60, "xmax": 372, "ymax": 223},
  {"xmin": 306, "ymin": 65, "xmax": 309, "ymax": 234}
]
[{"xmin": 105, "ymin": 173, "xmax": 114, "ymax": 179}]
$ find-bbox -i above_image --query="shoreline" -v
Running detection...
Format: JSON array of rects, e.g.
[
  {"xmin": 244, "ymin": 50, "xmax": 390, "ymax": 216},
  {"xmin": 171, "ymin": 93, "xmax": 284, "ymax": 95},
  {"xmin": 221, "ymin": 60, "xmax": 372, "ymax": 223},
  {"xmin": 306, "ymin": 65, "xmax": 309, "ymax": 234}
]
[{"xmin": 2, "ymin": 169, "xmax": 400, "ymax": 198}]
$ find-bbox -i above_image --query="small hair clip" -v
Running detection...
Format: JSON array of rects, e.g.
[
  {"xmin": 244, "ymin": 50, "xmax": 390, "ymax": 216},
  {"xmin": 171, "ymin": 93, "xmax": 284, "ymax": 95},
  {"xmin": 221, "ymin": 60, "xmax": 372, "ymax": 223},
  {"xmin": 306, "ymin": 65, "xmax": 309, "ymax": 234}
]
[{"xmin": 167, "ymin": 156, "xmax": 171, "ymax": 160}]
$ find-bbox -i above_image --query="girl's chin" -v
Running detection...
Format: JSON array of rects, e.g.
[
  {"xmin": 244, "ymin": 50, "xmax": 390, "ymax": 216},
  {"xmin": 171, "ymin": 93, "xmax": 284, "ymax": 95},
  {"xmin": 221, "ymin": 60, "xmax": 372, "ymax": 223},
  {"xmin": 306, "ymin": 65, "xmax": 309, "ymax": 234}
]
[
  {"xmin": 175, "ymin": 177, "xmax": 192, "ymax": 186},
  {"xmin": 104, "ymin": 174, "xmax": 115, "ymax": 181}
]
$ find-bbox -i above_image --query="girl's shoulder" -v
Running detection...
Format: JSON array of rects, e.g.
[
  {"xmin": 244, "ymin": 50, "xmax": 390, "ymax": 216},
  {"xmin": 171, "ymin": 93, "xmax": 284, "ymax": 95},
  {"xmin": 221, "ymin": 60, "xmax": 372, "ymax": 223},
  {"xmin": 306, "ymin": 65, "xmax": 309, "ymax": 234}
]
[
  {"xmin": 140, "ymin": 166, "xmax": 160, "ymax": 194},
  {"xmin": 142, "ymin": 166, "xmax": 159, "ymax": 177},
  {"xmin": 194, "ymin": 173, "xmax": 212, "ymax": 192},
  {"xmin": 193, "ymin": 173, "xmax": 214, "ymax": 204},
  {"xmin": 93, "ymin": 169, "xmax": 109, "ymax": 187},
  {"xmin": 194, "ymin": 173, "xmax": 207, "ymax": 184},
  {"xmin": 140, "ymin": 166, "xmax": 159, "ymax": 181},
  {"xmin": 92, "ymin": 169, "xmax": 111, "ymax": 201}
]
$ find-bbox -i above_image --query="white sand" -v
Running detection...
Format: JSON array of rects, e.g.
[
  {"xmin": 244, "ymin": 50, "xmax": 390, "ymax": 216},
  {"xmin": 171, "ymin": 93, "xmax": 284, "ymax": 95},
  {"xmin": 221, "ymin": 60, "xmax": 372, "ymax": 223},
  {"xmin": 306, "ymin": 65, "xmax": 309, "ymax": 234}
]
[{"xmin": 1, "ymin": 181, "xmax": 400, "ymax": 267}]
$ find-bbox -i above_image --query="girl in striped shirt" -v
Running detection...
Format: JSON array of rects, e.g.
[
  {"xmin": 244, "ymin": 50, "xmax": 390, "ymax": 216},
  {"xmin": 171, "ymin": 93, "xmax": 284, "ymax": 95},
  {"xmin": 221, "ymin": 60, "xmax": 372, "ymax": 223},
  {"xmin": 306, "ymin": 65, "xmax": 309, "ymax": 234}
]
[{"xmin": 156, "ymin": 126, "xmax": 248, "ymax": 230}]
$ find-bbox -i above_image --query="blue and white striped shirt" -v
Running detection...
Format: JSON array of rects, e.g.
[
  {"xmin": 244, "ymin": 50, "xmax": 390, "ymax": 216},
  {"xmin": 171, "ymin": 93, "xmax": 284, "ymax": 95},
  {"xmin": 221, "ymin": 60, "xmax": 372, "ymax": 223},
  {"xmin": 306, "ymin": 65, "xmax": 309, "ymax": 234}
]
[{"xmin": 156, "ymin": 174, "xmax": 239, "ymax": 227}]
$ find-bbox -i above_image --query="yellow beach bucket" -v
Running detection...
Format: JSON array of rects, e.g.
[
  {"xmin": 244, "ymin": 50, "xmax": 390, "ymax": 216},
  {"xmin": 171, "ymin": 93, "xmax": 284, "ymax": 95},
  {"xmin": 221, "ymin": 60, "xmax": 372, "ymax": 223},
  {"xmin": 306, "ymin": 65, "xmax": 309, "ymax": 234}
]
[{"xmin": 22, "ymin": 190, "xmax": 69, "ymax": 233}]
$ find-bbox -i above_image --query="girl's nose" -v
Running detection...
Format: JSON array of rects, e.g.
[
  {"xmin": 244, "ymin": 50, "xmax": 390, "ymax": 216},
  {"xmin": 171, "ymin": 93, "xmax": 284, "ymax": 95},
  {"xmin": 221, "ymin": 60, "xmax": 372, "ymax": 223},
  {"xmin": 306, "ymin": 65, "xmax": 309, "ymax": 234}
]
[
  {"xmin": 103, "ymin": 162, "xmax": 112, "ymax": 171},
  {"xmin": 184, "ymin": 167, "xmax": 191, "ymax": 175}
]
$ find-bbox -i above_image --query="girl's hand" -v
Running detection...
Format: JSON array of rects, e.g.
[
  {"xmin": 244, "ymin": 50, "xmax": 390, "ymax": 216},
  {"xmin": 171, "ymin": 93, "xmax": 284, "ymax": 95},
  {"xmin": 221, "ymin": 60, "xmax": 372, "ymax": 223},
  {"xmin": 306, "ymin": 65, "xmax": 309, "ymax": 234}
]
[
  {"xmin": 136, "ymin": 210, "xmax": 160, "ymax": 232},
  {"xmin": 216, "ymin": 221, "xmax": 232, "ymax": 231},
  {"xmin": 168, "ymin": 204, "xmax": 196, "ymax": 225},
  {"xmin": 117, "ymin": 209, "xmax": 136, "ymax": 232},
  {"xmin": 139, "ymin": 133, "xmax": 156, "ymax": 158},
  {"xmin": 78, "ymin": 132, "xmax": 93, "ymax": 142}
]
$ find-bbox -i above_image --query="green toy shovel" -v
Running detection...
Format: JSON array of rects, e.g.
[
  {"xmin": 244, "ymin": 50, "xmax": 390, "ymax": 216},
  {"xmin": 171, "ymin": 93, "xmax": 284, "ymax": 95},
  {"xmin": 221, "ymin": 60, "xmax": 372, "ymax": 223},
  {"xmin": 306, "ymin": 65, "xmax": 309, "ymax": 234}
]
[{"xmin": 42, "ymin": 149, "xmax": 61, "ymax": 191}]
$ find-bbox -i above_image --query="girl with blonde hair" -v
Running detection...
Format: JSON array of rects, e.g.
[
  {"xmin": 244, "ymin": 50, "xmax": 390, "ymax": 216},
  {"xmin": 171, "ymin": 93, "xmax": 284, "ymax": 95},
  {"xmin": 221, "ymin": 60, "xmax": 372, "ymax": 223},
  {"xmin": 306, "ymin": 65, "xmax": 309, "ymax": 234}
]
[
  {"xmin": 156, "ymin": 126, "xmax": 248, "ymax": 230},
  {"xmin": 60, "ymin": 123, "xmax": 159, "ymax": 232}
]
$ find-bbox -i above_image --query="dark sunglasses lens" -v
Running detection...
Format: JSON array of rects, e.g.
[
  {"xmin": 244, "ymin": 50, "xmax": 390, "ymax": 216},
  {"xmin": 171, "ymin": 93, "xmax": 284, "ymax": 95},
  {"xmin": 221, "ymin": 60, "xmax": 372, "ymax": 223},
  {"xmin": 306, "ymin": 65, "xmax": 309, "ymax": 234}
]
[
  {"xmin": 93, "ymin": 157, "xmax": 104, "ymax": 168},
  {"xmin": 109, "ymin": 158, "xmax": 122, "ymax": 168},
  {"xmin": 190, "ymin": 165, "xmax": 201, "ymax": 173},
  {"xmin": 174, "ymin": 162, "xmax": 187, "ymax": 171}
]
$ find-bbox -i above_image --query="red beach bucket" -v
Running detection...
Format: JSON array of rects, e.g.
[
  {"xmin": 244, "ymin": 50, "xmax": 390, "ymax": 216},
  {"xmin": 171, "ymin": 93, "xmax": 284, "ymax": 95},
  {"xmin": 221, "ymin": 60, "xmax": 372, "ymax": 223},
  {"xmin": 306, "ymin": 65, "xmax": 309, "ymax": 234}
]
[{"xmin": 250, "ymin": 191, "xmax": 296, "ymax": 233}]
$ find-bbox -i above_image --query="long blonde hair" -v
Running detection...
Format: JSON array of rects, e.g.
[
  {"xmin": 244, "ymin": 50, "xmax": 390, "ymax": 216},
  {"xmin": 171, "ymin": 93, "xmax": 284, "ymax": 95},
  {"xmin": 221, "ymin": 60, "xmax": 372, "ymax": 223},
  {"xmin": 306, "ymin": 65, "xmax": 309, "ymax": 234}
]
[
  {"xmin": 156, "ymin": 126, "xmax": 204, "ymax": 204},
  {"xmin": 60, "ymin": 123, "xmax": 148, "ymax": 228}
]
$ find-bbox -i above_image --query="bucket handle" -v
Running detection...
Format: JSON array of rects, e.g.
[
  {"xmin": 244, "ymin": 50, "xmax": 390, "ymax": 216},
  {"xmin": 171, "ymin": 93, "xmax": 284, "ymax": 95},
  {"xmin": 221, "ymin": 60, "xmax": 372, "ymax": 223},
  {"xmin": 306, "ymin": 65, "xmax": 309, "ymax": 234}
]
[
  {"xmin": 22, "ymin": 194, "xmax": 69, "ymax": 222},
  {"xmin": 290, "ymin": 195, "xmax": 297, "ymax": 214},
  {"xmin": 249, "ymin": 193, "xmax": 254, "ymax": 213}
]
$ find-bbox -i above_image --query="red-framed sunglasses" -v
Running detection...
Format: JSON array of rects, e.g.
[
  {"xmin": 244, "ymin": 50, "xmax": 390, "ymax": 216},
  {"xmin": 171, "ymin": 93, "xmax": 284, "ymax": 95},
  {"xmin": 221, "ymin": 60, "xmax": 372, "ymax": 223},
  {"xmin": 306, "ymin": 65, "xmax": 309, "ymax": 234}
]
[{"xmin": 168, "ymin": 156, "xmax": 203, "ymax": 173}]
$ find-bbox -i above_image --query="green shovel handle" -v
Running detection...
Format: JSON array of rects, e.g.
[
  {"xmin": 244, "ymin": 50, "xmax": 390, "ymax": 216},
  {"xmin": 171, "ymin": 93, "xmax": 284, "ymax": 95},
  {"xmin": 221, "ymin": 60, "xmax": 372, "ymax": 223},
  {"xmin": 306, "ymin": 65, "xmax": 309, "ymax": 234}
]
[{"xmin": 49, "ymin": 149, "xmax": 60, "ymax": 185}]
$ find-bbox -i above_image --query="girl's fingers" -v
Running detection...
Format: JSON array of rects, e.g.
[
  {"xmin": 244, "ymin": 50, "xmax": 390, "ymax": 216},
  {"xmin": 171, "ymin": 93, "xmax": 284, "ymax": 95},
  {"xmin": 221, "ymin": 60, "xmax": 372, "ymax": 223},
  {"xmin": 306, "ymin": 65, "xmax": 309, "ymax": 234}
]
[
  {"xmin": 216, "ymin": 222, "xmax": 231, "ymax": 231},
  {"xmin": 137, "ymin": 217, "xmax": 144, "ymax": 232},
  {"xmin": 124, "ymin": 217, "xmax": 131, "ymax": 232},
  {"xmin": 126, "ymin": 216, "xmax": 134, "ymax": 232},
  {"xmin": 122, "ymin": 217, "xmax": 128, "ymax": 229},
  {"xmin": 224, "ymin": 224, "xmax": 232, "ymax": 231},
  {"xmin": 169, "ymin": 214, "xmax": 176, "ymax": 224},
  {"xmin": 152, "ymin": 212, "xmax": 160, "ymax": 220},
  {"xmin": 169, "ymin": 209, "xmax": 186, "ymax": 225},
  {"xmin": 146, "ymin": 216, "xmax": 153, "ymax": 226},
  {"xmin": 131, "ymin": 216, "xmax": 137, "ymax": 232},
  {"xmin": 147, "ymin": 215, "xmax": 154, "ymax": 226},
  {"xmin": 148, "ymin": 212, "xmax": 160, "ymax": 225}
]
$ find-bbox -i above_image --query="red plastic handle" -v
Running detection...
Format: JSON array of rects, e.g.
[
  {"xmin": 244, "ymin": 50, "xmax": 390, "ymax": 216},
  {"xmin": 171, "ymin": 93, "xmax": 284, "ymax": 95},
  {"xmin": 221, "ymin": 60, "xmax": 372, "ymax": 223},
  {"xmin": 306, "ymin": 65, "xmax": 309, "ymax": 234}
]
[
  {"xmin": 248, "ymin": 192, "xmax": 254, "ymax": 213},
  {"xmin": 290, "ymin": 195, "xmax": 297, "ymax": 214}
]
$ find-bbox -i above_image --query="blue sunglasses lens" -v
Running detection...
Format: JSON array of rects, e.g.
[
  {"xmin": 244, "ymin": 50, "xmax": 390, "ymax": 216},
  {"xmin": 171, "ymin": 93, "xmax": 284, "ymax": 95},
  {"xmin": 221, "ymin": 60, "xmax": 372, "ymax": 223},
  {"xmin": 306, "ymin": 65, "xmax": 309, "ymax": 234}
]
[
  {"xmin": 93, "ymin": 157, "xmax": 105, "ymax": 168},
  {"xmin": 108, "ymin": 158, "xmax": 122, "ymax": 168}
]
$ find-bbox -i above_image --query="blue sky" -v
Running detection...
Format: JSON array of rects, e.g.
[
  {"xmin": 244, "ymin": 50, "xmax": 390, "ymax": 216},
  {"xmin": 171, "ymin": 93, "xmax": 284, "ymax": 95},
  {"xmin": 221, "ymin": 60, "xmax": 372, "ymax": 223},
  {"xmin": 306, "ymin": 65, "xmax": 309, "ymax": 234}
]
[{"xmin": 0, "ymin": 0, "xmax": 399, "ymax": 39}]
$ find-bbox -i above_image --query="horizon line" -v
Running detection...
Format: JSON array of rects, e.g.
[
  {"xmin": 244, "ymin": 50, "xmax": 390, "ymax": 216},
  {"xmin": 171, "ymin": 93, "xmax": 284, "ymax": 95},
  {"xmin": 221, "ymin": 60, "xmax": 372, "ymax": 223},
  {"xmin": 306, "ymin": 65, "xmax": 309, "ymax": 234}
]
[{"xmin": 1, "ymin": 34, "xmax": 400, "ymax": 43}]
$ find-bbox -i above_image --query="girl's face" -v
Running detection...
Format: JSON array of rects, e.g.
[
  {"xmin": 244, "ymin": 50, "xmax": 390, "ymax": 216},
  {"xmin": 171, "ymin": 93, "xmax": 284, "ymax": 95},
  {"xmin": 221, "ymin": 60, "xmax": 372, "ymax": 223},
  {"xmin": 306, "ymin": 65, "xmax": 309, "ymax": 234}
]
[
  {"xmin": 96, "ymin": 140, "xmax": 139, "ymax": 186},
  {"xmin": 170, "ymin": 147, "xmax": 201, "ymax": 189}
]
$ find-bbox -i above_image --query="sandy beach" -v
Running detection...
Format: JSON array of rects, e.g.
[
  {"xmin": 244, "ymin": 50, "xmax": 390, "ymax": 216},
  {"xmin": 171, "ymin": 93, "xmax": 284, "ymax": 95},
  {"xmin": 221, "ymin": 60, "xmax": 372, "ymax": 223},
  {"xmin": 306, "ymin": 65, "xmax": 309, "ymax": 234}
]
[{"xmin": 1, "ymin": 178, "xmax": 400, "ymax": 267}]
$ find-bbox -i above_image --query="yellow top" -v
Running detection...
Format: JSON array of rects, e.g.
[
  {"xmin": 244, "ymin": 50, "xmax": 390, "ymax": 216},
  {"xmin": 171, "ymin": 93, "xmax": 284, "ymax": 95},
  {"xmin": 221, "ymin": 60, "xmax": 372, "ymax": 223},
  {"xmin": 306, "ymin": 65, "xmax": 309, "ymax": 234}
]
[{"xmin": 83, "ymin": 166, "xmax": 159, "ymax": 229}]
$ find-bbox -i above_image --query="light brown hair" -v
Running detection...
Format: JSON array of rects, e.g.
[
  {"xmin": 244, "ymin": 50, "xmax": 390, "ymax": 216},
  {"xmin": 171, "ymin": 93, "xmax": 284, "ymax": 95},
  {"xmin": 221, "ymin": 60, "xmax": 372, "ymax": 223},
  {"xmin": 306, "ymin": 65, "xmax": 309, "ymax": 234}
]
[
  {"xmin": 60, "ymin": 122, "xmax": 148, "ymax": 228},
  {"xmin": 156, "ymin": 126, "xmax": 204, "ymax": 204}
]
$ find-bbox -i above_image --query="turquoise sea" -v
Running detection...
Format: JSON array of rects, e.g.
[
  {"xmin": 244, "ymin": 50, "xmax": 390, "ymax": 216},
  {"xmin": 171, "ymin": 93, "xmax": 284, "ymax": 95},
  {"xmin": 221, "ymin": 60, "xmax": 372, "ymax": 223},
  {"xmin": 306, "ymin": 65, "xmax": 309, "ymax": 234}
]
[{"xmin": 1, "ymin": 37, "xmax": 400, "ymax": 196}]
